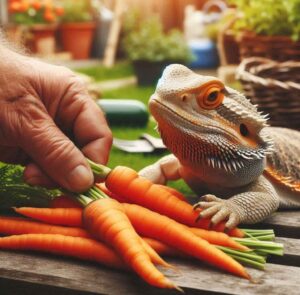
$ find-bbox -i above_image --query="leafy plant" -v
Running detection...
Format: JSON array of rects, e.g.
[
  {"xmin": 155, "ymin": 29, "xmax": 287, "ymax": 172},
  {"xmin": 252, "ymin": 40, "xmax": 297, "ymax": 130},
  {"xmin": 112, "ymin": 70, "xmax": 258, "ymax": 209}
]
[
  {"xmin": 0, "ymin": 162, "xmax": 61, "ymax": 208},
  {"xmin": 230, "ymin": 0, "xmax": 300, "ymax": 40},
  {"xmin": 61, "ymin": 0, "xmax": 93, "ymax": 23},
  {"xmin": 122, "ymin": 12, "xmax": 192, "ymax": 63}
]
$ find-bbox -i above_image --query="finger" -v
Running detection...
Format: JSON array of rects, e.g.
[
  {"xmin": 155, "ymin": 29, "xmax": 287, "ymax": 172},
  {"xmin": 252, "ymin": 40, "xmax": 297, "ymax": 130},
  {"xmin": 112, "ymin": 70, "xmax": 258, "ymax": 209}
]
[
  {"xmin": 199, "ymin": 194, "xmax": 220, "ymax": 202},
  {"xmin": 18, "ymin": 100, "xmax": 93, "ymax": 192},
  {"xmin": 210, "ymin": 207, "xmax": 229, "ymax": 226},
  {"xmin": 198, "ymin": 205, "xmax": 221, "ymax": 219},
  {"xmin": 24, "ymin": 163, "xmax": 57, "ymax": 188},
  {"xmin": 56, "ymin": 87, "xmax": 112, "ymax": 164},
  {"xmin": 195, "ymin": 201, "xmax": 219, "ymax": 209},
  {"xmin": 225, "ymin": 214, "xmax": 240, "ymax": 230}
]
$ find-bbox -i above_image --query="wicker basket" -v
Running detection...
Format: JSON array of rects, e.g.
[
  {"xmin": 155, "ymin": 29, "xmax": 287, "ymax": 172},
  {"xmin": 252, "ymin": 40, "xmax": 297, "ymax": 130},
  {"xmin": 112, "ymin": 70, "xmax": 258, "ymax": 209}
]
[
  {"xmin": 236, "ymin": 57, "xmax": 300, "ymax": 130},
  {"xmin": 238, "ymin": 32, "xmax": 300, "ymax": 62}
]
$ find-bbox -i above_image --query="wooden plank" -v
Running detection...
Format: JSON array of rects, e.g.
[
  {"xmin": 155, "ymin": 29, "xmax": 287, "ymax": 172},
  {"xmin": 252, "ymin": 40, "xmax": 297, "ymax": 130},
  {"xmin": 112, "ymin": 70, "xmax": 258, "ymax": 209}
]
[
  {"xmin": 0, "ymin": 251, "xmax": 299, "ymax": 295},
  {"xmin": 269, "ymin": 237, "xmax": 300, "ymax": 267},
  {"xmin": 247, "ymin": 211, "xmax": 300, "ymax": 238}
]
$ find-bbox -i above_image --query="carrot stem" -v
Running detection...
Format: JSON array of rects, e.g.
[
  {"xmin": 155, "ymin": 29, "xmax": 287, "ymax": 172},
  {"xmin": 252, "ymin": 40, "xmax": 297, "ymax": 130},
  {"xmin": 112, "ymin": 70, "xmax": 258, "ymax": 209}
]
[
  {"xmin": 233, "ymin": 238, "xmax": 283, "ymax": 249},
  {"xmin": 224, "ymin": 254, "xmax": 265, "ymax": 270},
  {"xmin": 87, "ymin": 159, "xmax": 111, "ymax": 178},
  {"xmin": 217, "ymin": 246, "xmax": 266, "ymax": 264}
]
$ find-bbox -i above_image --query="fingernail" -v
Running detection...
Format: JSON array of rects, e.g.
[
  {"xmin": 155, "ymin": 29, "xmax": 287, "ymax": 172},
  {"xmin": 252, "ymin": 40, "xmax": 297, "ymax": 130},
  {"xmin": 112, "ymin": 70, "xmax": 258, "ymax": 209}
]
[{"xmin": 67, "ymin": 165, "xmax": 93, "ymax": 192}]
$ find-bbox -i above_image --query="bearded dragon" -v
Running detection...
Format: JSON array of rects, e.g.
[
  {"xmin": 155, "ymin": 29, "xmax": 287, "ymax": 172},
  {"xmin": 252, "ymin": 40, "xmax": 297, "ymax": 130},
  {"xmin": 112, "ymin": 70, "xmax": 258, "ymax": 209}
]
[{"xmin": 139, "ymin": 64, "xmax": 300, "ymax": 230}]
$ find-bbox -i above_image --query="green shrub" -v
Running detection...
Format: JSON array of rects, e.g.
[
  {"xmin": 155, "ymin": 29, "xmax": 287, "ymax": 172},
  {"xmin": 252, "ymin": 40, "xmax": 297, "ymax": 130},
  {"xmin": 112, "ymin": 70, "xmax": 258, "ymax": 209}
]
[
  {"xmin": 61, "ymin": 0, "xmax": 93, "ymax": 23},
  {"xmin": 122, "ymin": 12, "xmax": 192, "ymax": 63},
  {"xmin": 230, "ymin": 0, "xmax": 300, "ymax": 40}
]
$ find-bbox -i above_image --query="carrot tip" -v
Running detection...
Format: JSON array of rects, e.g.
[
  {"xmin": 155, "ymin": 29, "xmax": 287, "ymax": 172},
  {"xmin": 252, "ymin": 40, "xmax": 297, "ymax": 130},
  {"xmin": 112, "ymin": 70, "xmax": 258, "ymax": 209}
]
[
  {"xmin": 244, "ymin": 272, "xmax": 251, "ymax": 281},
  {"xmin": 173, "ymin": 284, "xmax": 184, "ymax": 293},
  {"xmin": 160, "ymin": 262, "xmax": 176, "ymax": 270}
]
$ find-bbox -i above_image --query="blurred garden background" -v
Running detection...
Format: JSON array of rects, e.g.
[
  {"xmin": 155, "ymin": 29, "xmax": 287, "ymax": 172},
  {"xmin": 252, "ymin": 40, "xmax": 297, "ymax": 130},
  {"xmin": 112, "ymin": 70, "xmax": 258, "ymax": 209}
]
[{"xmin": 1, "ymin": 0, "xmax": 300, "ymax": 194}]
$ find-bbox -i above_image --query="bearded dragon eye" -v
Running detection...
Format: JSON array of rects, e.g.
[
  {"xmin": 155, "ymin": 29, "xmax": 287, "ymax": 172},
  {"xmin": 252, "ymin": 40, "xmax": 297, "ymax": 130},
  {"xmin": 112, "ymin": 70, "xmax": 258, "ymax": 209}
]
[
  {"xmin": 197, "ymin": 81, "xmax": 224, "ymax": 110},
  {"xmin": 207, "ymin": 91, "xmax": 219, "ymax": 102}
]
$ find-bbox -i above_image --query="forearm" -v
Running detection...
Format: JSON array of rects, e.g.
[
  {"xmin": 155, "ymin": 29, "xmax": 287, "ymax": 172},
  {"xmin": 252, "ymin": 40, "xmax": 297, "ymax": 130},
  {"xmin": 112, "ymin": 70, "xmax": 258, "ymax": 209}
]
[
  {"xmin": 139, "ymin": 154, "xmax": 181, "ymax": 184},
  {"xmin": 229, "ymin": 176, "xmax": 280, "ymax": 224}
]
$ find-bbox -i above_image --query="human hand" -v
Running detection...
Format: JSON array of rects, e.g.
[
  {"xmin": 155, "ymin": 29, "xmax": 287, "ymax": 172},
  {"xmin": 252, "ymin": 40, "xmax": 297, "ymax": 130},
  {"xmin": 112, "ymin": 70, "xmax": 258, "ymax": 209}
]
[{"xmin": 0, "ymin": 47, "xmax": 112, "ymax": 192}]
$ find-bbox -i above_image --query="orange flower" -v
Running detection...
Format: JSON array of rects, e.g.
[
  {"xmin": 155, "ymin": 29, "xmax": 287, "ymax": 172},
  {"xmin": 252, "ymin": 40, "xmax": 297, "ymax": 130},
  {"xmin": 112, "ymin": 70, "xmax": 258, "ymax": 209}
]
[
  {"xmin": 54, "ymin": 6, "xmax": 64, "ymax": 16},
  {"xmin": 9, "ymin": 1, "xmax": 22, "ymax": 13},
  {"xmin": 19, "ymin": 0, "xmax": 29, "ymax": 12},
  {"xmin": 32, "ymin": 0, "xmax": 42, "ymax": 10},
  {"xmin": 44, "ymin": 10, "xmax": 56, "ymax": 22}
]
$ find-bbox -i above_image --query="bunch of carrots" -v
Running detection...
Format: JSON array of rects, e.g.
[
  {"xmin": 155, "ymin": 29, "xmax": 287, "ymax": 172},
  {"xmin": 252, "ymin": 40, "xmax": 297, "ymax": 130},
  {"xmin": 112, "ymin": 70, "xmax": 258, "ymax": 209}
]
[{"xmin": 0, "ymin": 160, "xmax": 283, "ymax": 290}]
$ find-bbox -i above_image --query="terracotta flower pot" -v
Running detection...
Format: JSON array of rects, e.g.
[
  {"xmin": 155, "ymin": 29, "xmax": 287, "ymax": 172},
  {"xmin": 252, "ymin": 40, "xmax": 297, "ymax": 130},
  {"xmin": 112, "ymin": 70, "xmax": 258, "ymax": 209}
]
[
  {"xmin": 60, "ymin": 22, "xmax": 96, "ymax": 60},
  {"xmin": 27, "ymin": 24, "xmax": 58, "ymax": 54}
]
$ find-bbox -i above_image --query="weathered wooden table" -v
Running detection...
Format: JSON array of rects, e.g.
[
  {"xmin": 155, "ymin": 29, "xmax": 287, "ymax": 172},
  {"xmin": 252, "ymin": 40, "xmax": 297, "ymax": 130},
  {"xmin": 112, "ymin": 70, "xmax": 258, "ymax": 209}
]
[{"xmin": 0, "ymin": 211, "xmax": 299, "ymax": 295}]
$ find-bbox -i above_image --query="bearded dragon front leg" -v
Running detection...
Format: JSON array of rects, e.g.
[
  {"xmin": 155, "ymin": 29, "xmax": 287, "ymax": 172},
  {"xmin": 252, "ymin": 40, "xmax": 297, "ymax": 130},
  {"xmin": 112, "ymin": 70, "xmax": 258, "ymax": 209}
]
[
  {"xmin": 139, "ymin": 154, "xmax": 181, "ymax": 184},
  {"xmin": 194, "ymin": 176, "xmax": 280, "ymax": 230}
]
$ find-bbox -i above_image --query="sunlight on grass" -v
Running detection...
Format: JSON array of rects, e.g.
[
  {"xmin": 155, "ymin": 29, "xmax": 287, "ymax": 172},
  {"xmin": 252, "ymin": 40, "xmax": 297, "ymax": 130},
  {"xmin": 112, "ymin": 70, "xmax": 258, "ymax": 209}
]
[
  {"xmin": 102, "ymin": 85, "xmax": 155, "ymax": 106},
  {"xmin": 77, "ymin": 61, "xmax": 134, "ymax": 81}
]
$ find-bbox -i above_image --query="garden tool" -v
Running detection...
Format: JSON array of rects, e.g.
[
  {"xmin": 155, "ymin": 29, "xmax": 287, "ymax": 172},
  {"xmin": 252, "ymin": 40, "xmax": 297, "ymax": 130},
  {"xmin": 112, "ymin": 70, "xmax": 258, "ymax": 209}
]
[
  {"xmin": 97, "ymin": 99, "xmax": 149, "ymax": 126},
  {"xmin": 113, "ymin": 133, "xmax": 166, "ymax": 153}
]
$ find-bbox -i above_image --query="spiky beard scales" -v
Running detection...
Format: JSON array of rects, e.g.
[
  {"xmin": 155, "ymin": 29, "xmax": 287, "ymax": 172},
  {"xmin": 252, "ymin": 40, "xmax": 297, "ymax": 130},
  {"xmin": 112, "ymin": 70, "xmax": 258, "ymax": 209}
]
[{"xmin": 157, "ymin": 117, "xmax": 270, "ymax": 175}]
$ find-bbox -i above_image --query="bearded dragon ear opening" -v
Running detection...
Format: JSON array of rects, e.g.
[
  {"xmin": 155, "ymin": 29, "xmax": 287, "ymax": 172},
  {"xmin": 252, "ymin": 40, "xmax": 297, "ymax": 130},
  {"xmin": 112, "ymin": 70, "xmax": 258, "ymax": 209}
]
[{"xmin": 239, "ymin": 124, "xmax": 249, "ymax": 137}]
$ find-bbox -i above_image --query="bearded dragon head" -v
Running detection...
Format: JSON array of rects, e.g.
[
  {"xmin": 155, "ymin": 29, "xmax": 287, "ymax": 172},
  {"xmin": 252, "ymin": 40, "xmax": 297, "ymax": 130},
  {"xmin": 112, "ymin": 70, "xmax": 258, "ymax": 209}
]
[{"xmin": 149, "ymin": 64, "xmax": 273, "ymax": 185}]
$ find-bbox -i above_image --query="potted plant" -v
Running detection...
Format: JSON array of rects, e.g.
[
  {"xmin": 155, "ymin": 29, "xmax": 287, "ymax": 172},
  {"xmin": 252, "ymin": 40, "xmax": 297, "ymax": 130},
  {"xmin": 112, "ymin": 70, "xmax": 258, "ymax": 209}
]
[
  {"xmin": 122, "ymin": 12, "xmax": 193, "ymax": 86},
  {"xmin": 229, "ymin": 0, "xmax": 300, "ymax": 61},
  {"xmin": 60, "ymin": 0, "xmax": 96, "ymax": 60},
  {"xmin": 8, "ymin": 0, "xmax": 64, "ymax": 54}
]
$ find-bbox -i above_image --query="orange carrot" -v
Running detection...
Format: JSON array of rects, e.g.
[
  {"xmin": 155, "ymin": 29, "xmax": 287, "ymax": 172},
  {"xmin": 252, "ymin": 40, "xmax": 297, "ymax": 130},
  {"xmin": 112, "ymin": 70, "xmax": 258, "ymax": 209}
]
[
  {"xmin": 0, "ymin": 214, "xmax": 175, "ymax": 260},
  {"xmin": 83, "ymin": 198, "xmax": 176, "ymax": 289},
  {"xmin": 0, "ymin": 233, "xmax": 125, "ymax": 269},
  {"xmin": 156, "ymin": 185, "xmax": 187, "ymax": 201},
  {"xmin": 140, "ymin": 238, "xmax": 172, "ymax": 268},
  {"xmin": 143, "ymin": 238, "xmax": 182, "ymax": 257},
  {"xmin": 14, "ymin": 207, "xmax": 83, "ymax": 227},
  {"xmin": 123, "ymin": 203, "xmax": 250, "ymax": 279},
  {"xmin": 96, "ymin": 183, "xmax": 125, "ymax": 202},
  {"xmin": 188, "ymin": 227, "xmax": 249, "ymax": 251},
  {"xmin": 4, "ymin": 213, "xmax": 169, "ymax": 269},
  {"xmin": 14, "ymin": 206, "xmax": 249, "ymax": 277},
  {"xmin": 0, "ymin": 216, "xmax": 91, "ymax": 238},
  {"xmin": 104, "ymin": 166, "xmax": 244, "ymax": 238},
  {"xmin": 15, "ymin": 207, "xmax": 246, "ymax": 251},
  {"xmin": 96, "ymin": 183, "xmax": 186, "ymax": 203},
  {"xmin": 50, "ymin": 195, "xmax": 82, "ymax": 208}
]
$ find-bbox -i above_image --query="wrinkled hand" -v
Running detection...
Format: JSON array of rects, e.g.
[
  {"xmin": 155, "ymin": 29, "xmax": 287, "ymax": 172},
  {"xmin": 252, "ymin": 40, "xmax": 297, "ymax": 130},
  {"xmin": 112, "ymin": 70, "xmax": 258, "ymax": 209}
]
[
  {"xmin": 194, "ymin": 194, "xmax": 241, "ymax": 230},
  {"xmin": 0, "ymin": 47, "xmax": 112, "ymax": 192}
]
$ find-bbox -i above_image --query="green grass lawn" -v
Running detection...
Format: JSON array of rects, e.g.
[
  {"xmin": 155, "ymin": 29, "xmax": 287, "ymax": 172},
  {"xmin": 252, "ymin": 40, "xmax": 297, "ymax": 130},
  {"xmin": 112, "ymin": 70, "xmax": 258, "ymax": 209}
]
[
  {"xmin": 77, "ymin": 61, "xmax": 134, "ymax": 81},
  {"xmin": 79, "ymin": 64, "xmax": 193, "ymax": 195}
]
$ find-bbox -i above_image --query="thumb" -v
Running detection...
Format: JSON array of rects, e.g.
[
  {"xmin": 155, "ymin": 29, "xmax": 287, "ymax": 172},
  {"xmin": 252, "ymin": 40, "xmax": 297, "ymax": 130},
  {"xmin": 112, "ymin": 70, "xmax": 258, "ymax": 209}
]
[{"xmin": 19, "ymin": 111, "xmax": 93, "ymax": 192}]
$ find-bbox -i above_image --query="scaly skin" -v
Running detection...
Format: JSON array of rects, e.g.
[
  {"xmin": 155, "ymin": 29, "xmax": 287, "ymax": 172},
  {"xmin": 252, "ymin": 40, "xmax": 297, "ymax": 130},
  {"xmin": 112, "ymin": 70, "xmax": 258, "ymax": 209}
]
[{"xmin": 139, "ymin": 64, "xmax": 300, "ymax": 230}]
